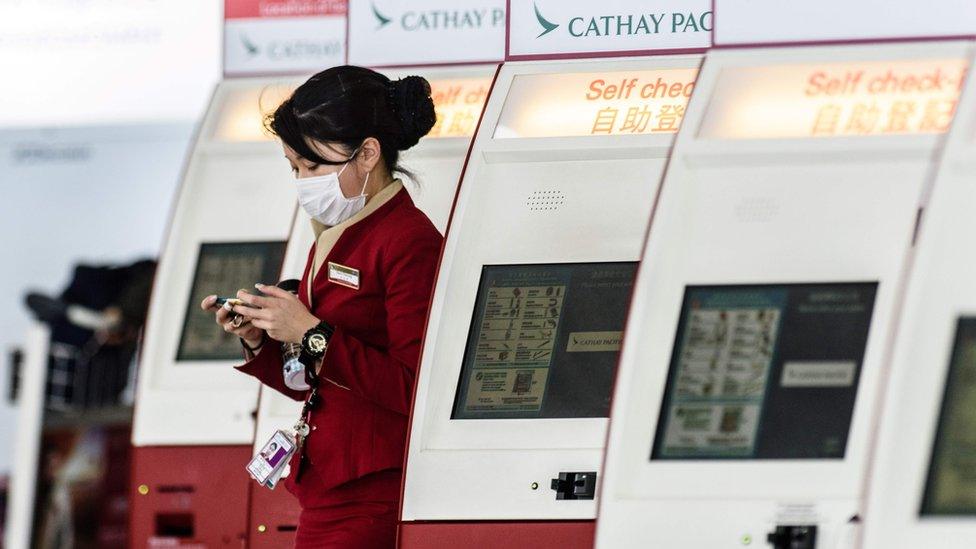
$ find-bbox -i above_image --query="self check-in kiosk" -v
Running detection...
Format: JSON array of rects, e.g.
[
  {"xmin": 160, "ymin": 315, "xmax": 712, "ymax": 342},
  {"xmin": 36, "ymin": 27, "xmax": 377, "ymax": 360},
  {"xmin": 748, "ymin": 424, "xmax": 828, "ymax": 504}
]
[
  {"xmin": 861, "ymin": 46, "xmax": 976, "ymax": 549},
  {"xmin": 130, "ymin": 78, "xmax": 299, "ymax": 547},
  {"xmin": 596, "ymin": 41, "xmax": 971, "ymax": 549},
  {"xmin": 400, "ymin": 56, "xmax": 700, "ymax": 548},
  {"xmin": 245, "ymin": 66, "xmax": 495, "ymax": 547}
]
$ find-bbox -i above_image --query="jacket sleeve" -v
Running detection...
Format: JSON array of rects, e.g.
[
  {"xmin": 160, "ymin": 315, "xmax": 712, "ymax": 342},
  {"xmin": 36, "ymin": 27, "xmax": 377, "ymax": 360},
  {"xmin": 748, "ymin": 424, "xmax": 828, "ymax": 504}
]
[
  {"xmin": 322, "ymin": 225, "xmax": 442, "ymax": 415},
  {"xmin": 235, "ymin": 339, "xmax": 307, "ymax": 402}
]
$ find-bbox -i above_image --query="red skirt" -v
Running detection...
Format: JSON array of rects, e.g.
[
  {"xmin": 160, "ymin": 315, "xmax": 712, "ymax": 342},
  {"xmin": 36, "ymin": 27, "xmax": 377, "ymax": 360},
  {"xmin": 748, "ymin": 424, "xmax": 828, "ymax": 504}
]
[{"xmin": 293, "ymin": 469, "xmax": 400, "ymax": 549}]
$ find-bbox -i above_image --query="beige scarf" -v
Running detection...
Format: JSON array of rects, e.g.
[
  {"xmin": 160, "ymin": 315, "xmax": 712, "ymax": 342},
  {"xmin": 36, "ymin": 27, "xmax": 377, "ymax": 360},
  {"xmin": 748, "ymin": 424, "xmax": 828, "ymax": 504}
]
[{"xmin": 306, "ymin": 179, "xmax": 403, "ymax": 303}]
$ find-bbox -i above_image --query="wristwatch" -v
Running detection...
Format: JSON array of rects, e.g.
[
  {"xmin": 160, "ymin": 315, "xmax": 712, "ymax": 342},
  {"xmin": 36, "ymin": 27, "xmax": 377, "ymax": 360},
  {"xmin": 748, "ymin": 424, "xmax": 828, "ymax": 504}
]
[{"xmin": 300, "ymin": 321, "xmax": 335, "ymax": 365}]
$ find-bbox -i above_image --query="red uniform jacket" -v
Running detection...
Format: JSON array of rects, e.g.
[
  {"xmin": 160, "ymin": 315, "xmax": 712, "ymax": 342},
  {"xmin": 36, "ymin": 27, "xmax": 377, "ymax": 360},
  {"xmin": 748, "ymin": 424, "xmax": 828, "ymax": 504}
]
[{"xmin": 236, "ymin": 185, "xmax": 442, "ymax": 508}]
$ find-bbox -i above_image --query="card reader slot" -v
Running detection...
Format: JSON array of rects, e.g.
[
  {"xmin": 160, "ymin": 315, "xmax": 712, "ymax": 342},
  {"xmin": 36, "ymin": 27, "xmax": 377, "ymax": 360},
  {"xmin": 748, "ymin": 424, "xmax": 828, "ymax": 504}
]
[
  {"xmin": 156, "ymin": 484, "xmax": 196, "ymax": 494},
  {"xmin": 155, "ymin": 513, "xmax": 194, "ymax": 538}
]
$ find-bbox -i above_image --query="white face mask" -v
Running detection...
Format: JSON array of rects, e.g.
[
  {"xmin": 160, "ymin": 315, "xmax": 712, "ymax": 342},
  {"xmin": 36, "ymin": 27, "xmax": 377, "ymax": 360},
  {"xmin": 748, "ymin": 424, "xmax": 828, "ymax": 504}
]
[{"xmin": 295, "ymin": 151, "xmax": 370, "ymax": 226}]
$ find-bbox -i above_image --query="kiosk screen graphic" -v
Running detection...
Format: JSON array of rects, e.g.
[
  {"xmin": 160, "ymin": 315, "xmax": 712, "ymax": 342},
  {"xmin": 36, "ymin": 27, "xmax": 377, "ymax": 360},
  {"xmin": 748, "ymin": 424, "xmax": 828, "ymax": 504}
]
[
  {"xmin": 921, "ymin": 317, "xmax": 976, "ymax": 516},
  {"xmin": 176, "ymin": 241, "xmax": 287, "ymax": 361},
  {"xmin": 452, "ymin": 262, "xmax": 638, "ymax": 419},
  {"xmin": 652, "ymin": 282, "xmax": 878, "ymax": 459}
]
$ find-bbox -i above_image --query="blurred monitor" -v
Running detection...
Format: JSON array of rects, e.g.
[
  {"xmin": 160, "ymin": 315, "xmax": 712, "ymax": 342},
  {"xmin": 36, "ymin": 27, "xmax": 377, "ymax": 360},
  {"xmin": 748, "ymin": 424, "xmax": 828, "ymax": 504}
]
[
  {"xmin": 176, "ymin": 241, "xmax": 287, "ymax": 361},
  {"xmin": 921, "ymin": 317, "xmax": 976, "ymax": 516},
  {"xmin": 652, "ymin": 282, "xmax": 878, "ymax": 460}
]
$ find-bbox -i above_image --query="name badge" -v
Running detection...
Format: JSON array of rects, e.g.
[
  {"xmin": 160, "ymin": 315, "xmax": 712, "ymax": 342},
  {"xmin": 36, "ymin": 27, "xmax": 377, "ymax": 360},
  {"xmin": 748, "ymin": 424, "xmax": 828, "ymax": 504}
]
[{"xmin": 328, "ymin": 262, "xmax": 361, "ymax": 290}]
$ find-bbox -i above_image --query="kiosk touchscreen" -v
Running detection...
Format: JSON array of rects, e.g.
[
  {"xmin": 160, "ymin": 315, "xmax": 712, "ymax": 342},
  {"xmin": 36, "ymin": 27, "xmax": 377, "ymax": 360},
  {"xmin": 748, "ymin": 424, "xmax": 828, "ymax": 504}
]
[
  {"xmin": 245, "ymin": 66, "xmax": 495, "ymax": 546},
  {"xmin": 654, "ymin": 283, "xmax": 876, "ymax": 462},
  {"xmin": 400, "ymin": 56, "xmax": 700, "ymax": 548},
  {"xmin": 862, "ymin": 48, "xmax": 976, "ymax": 549},
  {"xmin": 130, "ymin": 78, "xmax": 299, "ymax": 547},
  {"xmin": 596, "ymin": 41, "xmax": 971, "ymax": 549}
]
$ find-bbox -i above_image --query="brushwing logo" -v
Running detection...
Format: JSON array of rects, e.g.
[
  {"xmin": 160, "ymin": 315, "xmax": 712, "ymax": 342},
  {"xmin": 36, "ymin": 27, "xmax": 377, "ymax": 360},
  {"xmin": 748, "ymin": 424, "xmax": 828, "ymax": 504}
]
[
  {"xmin": 534, "ymin": 3, "xmax": 559, "ymax": 37},
  {"xmin": 241, "ymin": 34, "xmax": 260, "ymax": 56},
  {"xmin": 372, "ymin": 2, "xmax": 393, "ymax": 29}
]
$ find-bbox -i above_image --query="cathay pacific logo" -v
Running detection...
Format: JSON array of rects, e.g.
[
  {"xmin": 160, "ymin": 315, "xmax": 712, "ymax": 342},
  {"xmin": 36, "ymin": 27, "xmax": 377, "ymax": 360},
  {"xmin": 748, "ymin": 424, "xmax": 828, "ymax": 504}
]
[
  {"xmin": 532, "ymin": 4, "xmax": 712, "ymax": 39},
  {"xmin": 534, "ymin": 3, "xmax": 559, "ymax": 37},
  {"xmin": 372, "ymin": 2, "xmax": 392, "ymax": 29},
  {"xmin": 369, "ymin": 2, "xmax": 504, "ymax": 32},
  {"xmin": 241, "ymin": 34, "xmax": 260, "ymax": 56},
  {"xmin": 236, "ymin": 32, "xmax": 341, "ymax": 62}
]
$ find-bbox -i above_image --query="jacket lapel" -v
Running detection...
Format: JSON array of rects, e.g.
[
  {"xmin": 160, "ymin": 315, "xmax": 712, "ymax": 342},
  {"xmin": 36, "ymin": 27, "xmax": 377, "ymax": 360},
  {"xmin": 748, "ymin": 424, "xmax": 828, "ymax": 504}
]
[{"xmin": 306, "ymin": 180, "xmax": 404, "ymax": 303}]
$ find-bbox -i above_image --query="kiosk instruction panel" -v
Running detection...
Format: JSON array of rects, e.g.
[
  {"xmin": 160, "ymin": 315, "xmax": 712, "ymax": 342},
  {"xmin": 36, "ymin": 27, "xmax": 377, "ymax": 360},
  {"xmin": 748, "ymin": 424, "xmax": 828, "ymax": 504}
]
[
  {"xmin": 176, "ymin": 241, "xmax": 287, "ymax": 361},
  {"xmin": 652, "ymin": 282, "xmax": 877, "ymax": 460},
  {"xmin": 922, "ymin": 317, "xmax": 976, "ymax": 516},
  {"xmin": 452, "ymin": 262, "xmax": 637, "ymax": 420}
]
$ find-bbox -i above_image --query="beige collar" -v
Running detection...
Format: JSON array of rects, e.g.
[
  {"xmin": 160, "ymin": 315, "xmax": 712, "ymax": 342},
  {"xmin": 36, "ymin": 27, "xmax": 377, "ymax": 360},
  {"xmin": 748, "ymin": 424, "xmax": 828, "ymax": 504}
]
[{"xmin": 306, "ymin": 179, "xmax": 403, "ymax": 302}]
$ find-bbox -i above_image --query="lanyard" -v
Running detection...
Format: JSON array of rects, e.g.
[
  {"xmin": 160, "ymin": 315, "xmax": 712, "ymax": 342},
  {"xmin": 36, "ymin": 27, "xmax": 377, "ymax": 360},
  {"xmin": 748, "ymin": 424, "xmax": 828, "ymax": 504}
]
[{"xmin": 292, "ymin": 347, "xmax": 323, "ymax": 482}]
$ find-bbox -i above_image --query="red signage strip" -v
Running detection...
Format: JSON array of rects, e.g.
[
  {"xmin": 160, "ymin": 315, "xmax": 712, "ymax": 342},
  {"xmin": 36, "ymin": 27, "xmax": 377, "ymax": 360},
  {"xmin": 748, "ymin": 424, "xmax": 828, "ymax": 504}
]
[{"xmin": 225, "ymin": 0, "xmax": 346, "ymax": 20}]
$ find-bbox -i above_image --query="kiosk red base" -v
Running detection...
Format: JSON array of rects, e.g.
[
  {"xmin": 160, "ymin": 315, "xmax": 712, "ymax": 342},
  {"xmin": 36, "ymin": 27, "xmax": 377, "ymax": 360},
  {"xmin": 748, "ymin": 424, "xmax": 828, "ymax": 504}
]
[
  {"xmin": 130, "ymin": 446, "xmax": 251, "ymax": 547},
  {"xmin": 248, "ymin": 480, "xmax": 301, "ymax": 547},
  {"xmin": 399, "ymin": 521, "xmax": 595, "ymax": 549}
]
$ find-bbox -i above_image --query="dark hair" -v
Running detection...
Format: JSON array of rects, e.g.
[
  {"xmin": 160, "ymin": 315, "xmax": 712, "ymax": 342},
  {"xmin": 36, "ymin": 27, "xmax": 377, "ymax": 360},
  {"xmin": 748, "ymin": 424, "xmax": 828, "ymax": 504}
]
[{"xmin": 266, "ymin": 65, "xmax": 436, "ymax": 177}]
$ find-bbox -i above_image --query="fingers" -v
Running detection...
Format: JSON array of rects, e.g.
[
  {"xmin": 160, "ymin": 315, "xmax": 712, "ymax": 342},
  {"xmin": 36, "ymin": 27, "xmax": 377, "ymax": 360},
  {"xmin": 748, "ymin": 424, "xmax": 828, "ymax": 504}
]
[
  {"xmin": 251, "ymin": 318, "xmax": 272, "ymax": 331},
  {"xmin": 200, "ymin": 294, "xmax": 218, "ymax": 311},
  {"xmin": 221, "ymin": 311, "xmax": 249, "ymax": 331},
  {"xmin": 255, "ymin": 283, "xmax": 296, "ymax": 300},
  {"xmin": 215, "ymin": 304, "xmax": 234, "ymax": 324},
  {"xmin": 222, "ymin": 317, "xmax": 260, "ymax": 337},
  {"xmin": 232, "ymin": 304, "xmax": 270, "ymax": 321},
  {"xmin": 236, "ymin": 289, "xmax": 270, "ymax": 309}
]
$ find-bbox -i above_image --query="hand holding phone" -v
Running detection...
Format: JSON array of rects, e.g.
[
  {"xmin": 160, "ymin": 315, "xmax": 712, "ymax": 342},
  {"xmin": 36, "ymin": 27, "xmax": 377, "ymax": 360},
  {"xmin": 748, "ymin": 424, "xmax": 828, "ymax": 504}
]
[
  {"xmin": 214, "ymin": 297, "xmax": 245, "ymax": 308},
  {"xmin": 199, "ymin": 293, "xmax": 265, "ymax": 346}
]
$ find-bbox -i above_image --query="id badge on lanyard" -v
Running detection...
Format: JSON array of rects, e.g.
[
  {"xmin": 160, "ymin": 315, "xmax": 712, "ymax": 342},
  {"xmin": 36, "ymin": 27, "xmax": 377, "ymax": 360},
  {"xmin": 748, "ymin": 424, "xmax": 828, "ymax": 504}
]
[{"xmin": 246, "ymin": 430, "xmax": 297, "ymax": 489}]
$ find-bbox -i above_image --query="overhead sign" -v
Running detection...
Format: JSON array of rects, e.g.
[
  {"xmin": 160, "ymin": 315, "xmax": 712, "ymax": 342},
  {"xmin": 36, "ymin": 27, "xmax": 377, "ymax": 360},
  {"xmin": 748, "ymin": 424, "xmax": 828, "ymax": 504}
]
[
  {"xmin": 212, "ymin": 83, "xmax": 297, "ymax": 142},
  {"xmin": 428, "ymin": 77, "xmax": 492, "ymax": 138},
  {"xmin": 207, "ymin": 75, "xmax": 489, "ymax": 144},
  {"xmin": 698, "ymin": 58, "xmax": 969, "ymax": 140},
  {"xmin": 507, "ymin": 0, "xmax": 712, "ymax": 61},
  {"xmin": 349, "ymin": 0, "xmax": 505, "ymax": 66},
  {"xmin": 494, "ymin": 68, "xmax": 698, "ymax": 138},
  {"xmin": 714, "ymin": 0, "xmax": 976, "ymax": 46},
  {"xmin": 224, "ymin": 0, "xmax": 347, "ymax": 76}
]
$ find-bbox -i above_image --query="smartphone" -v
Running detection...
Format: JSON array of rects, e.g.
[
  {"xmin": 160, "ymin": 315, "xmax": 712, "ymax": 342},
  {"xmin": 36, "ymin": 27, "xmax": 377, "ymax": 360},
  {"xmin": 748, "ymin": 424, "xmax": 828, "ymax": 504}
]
[{"xmin": 214, "ymin": 297, "xmax": 245, "ymax": 308}]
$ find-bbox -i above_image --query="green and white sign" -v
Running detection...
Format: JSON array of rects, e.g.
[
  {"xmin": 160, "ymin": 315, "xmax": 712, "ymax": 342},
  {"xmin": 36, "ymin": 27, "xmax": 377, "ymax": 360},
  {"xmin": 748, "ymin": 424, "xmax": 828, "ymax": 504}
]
[
  {"xmin": 349, "ymin": 0, "xmax": 505, "ymax": 66},
  {"xmin": 224, "ymin": 0, "xmax": 347, "ymax": 76},
  {"xmin": 508, "ymin": 0, "xmax": 711, "ymax": 59}
]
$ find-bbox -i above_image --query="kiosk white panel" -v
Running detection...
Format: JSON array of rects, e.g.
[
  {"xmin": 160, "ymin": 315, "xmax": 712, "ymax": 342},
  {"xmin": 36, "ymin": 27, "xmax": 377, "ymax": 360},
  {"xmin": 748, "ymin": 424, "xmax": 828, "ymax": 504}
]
[
  {"xmin": 596, "ymin": 41, "xmax": 972, "ymax": 549},
  {"xmin": 403, "ymin": 55, "xmax": 700, "ymax": 522},
  {"xmin": 862, "ymin": 44, "xmax": 976, "ymax": 549},
  {"xmin": 132, "ymin": 78, "xmax": 300, "ymax": 446}
]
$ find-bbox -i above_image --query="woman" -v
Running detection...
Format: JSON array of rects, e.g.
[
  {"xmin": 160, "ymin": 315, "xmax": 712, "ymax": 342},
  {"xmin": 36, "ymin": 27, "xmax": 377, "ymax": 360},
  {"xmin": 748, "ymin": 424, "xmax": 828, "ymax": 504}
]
[{"xmin": 200, "ymin": 66, "xmax": 442, "ymax": 548}]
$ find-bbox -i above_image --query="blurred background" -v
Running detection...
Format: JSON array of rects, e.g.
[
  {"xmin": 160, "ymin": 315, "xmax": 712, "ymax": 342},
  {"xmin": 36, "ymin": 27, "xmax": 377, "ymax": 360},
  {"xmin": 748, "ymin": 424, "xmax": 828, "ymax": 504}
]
[{"xmin": 1, "ymin": 1, "xmax": 222, "ymax": 546}]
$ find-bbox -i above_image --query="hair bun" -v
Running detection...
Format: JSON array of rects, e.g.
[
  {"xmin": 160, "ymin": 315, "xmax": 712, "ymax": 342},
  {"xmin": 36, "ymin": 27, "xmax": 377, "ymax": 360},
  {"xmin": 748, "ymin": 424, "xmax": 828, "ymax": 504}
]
[{"xmin": 389, "ymin": 76, "xmax": 436, "ymax": 150}]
